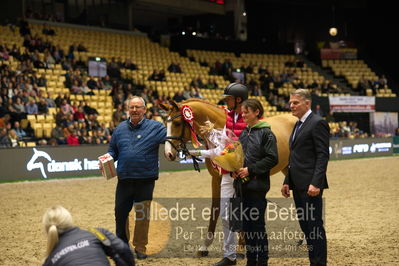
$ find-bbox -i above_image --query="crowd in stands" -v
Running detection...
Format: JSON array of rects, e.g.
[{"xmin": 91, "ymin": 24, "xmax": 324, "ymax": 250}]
[
  {"xmin": 329, "ymin": 120, "xmax": 369, "ymax": 139},
  {"xmin": 203, "ymin": 57, "xmax": 351, "ymax": 112},
  {"xmin": 356, "ymin": 74, "xmax": 388, "ymax": 95},
  {"xmin": 0, "ymin": 20, "xmax": 394, "ymax": 149}
]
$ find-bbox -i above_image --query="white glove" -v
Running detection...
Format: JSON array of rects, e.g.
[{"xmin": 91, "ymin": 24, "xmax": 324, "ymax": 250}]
[{"xmin": 188, "ymin": 150, "xmax": 202, "ymax": 157}]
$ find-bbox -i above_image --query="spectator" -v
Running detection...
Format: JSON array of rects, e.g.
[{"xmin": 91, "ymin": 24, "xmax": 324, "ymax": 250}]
[
  {"xmin": 313, "ymin": 104, "xmax": 324, "ymax": 117},
  {"xmin": 140, "ymin": 88, "xmax": 150, "ymax": 104},
  {"xmin": 71, "ymin": 80, "xmax": 82, "ymax": 94},
  {"xmin": 32, "ymin": 50, "xmax": 46, "ymax": 69},
  {"xmin": 75, "ymin": 56, "xmax": 87, "ymax": 70},
  {"xmin": 82, "ymin": 101, "xmax": 98, "ymax": 115},
  {"xmin": 51, "ymin": 124, "xmax": 66, "ymax": 144},
  {"xmin": 172, "ymin": 91, "xmax": 186, "ymax": 102},
  {"xmin": 45, "ymin": 91, "xmax": 57, "ymax": 108},
  {"xmin": 25, "ymin": 99, "xmax": 38, "ymax": 114},
  {"xmin": 8, "ymin": 129, "xmax": 19, "ymax": 147},
  {"xmin": 54, "ymin": 93, "xmax": 64, "ymax": 107},
  {"xmin": 0, "ymin": 45, "xmax": 10, "ymax": 60},
  {"xmin": 44, "ymin": 50, "xmax": 55, "ymax": 68},
  {"xmin": 182, "ymin": 86, "xmax": 192, "ymax": 99},
  {"xmin": 325, "ymin": 111, "xmax": 335, "ymax": 123},
  {"xmin": 91, "ymin": 129, "xmax": 101, "ymax": 144},
  {"xmin": 0, "ymin": 98, "xmax": 7, "ymax": 117},
  {"xmin": 42, "ymin": 23, "xmax": 55, "ymax": 36},
  {"xmin": 101, "ymin": 75, "xmax": 112, "ymax": 91},
  {"xmin": 55, "ymin": 109, "xmax": 66, "ymax": 127},
  {"xmin": 52, "ymin": 46, "xmax": 63, "ymax": 63},
  {"xmin": 48, "ymin": 138, "xmax": 58, "ymax": 146},
  {"xmin": 148, "ymin": 70, "xmax": 160, "ymax": 81},
  {"xmin": 123, "ymin": 58, "xmax": 137, "ymax": 70},
  {"xmin": 12, "ymin": 97, "xmax": 26, "ymax": 114},
  {"xmin": 108, "ymin": 57, "xmax": 121, "ymax": 78},
  {"xmin": 64, "ymin": 114, "xmax": 75, "ymax": 128},
  {"xmin": 13, "ymin": 121, "xmax": 27, "ymax": 139},
  {"xmin": 85, "ymin": 114, "xmax": 100, "ymax": 132},
  {"xmin": 158, "ymin": 69, "xmax": 166, "ymax": 81},
  {"xmin": 191, "ymin": 87, "xmax": 202, "ymax": 98},
  {"xmin": 38, "ymin": 138, "xmax": 48, "ymax": 146},
  {"xmin": 78, "ymin": 129, "xmax": 90, "ymax": 144},
  {"xmin": 98, "ymin": 127, "xmax": 109, "ymax": 143},
  {"xmin": 221, "ymin": 59, "xmax": 233, "ymax": 76},
  {"xmin": 112, "ymin": 103, "xmax": 126, "ymax": 126},
  {"xmin": 87, "ymin": 76, "xmax": 98, "ymax": 90},
  {"xmin": 62, "ymin": 58, "xmax": 72, "ymax": 70},
  {"xmin": 190, "ymin": 76, "xmax": 205, "ymax": 88},
  {"xmin": 9, "ymin": 44, "xmax": 21, "ymax": 60},
  {"xmin": 66, "ymin": 129, "xmax": 80, "ymax": 145},
  {"xmin": 68, "ymin": 42, "xmax": 78, "ymax": 58},
  {"xmin": 258, "ymin": 64, "xmax": 267, "ymax": 74},
  {"xmin": 378, "ymin": 75, "xmax": 388, "ymax": 88},
  {"xmin": 73, "ymin": 106, "xmax": 86, "ymax": 123},
  {"xmin": 77, "ymin": 42, "xmax": 87, "ymax": 52},
  {"xmin": 167, "ymin": 62, "xmax": 182, "ymax": 73},
  {"xmin": 60, "ymin": 99, "xmax": 74, "ymax": 115},
  {"xmin": 37, "ymin": 97, "xmax": 49, "ymax": 114},
  {"xmin": 147, "ymin": 86, "xmax": 159, "ymax": 102},
  {"xmin": 0, "ymin": 128, "xmax": 11, "ymax": 147},
  {"xmin": 252, "ymin": 84, "xmax": 263, "ymax": 96},
  {"xmin": 4, "ymin": 98, "xmax": 16, "ymax": 113},
  {"xmin": 63, "ymin": 124, "xmax": 74, "ymax": 138},
  {"xmin": 340, "ymin": 121, "xmax": 351, "ymax": 137},
  {"xmin": 205, "ymin": 78, "xmax": 218, "ymax": 90},
  {"xmin": 108, "ymin": 121, "xmax": 116, "ymax": 136}
]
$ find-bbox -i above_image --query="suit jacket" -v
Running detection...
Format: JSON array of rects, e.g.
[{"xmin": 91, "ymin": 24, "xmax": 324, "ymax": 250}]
[{"xmin": 284, "ymin": 112, "xmax": 329, "ymax": 190}]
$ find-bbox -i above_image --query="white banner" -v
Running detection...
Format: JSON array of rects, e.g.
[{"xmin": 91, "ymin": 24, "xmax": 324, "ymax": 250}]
[{"xmin": 329, "ymin": 96, "xmax": 375, "ymax": 112}]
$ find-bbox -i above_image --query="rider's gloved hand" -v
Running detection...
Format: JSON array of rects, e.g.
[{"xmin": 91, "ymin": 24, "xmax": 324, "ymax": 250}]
[{"xmin": 188, "ymin": 150, "xmax": 201, "ymax": 157}]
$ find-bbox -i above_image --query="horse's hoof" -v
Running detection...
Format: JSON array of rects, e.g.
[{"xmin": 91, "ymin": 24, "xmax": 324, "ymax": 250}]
[{"xmin": 197, "ymin": 250, "xmax": 209, "ymax": 257}]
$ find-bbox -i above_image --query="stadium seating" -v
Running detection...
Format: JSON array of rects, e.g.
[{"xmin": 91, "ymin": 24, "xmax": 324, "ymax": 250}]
[{"xmin": 1, "ymin": 20, "xmax": 395, "ymax": 143}]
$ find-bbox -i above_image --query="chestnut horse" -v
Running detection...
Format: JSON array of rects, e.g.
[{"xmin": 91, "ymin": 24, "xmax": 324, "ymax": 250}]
[{"xmin": 161, "ymin": 99, "xmax": 297, "ymax": 256}]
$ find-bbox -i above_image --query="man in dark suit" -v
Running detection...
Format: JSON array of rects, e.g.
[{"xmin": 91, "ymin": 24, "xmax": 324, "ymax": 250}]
[{"xmin": 281, "ymin": 89, "xmax": 329, "ymax": 266}]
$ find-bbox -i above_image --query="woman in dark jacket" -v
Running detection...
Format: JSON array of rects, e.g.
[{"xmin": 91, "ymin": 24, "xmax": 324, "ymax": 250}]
[
  {"xmin": 235, "ymin": 99, "xmax": 278, "ymax": 266},
  {"xmin": 42, "ymin": 205, "xmax": 134, "ymax": 266}
]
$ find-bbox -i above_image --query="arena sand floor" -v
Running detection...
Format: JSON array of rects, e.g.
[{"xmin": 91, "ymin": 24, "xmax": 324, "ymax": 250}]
[{"xmin": 0, "ymin": 156, "xmax": 398, "ymax": 265}]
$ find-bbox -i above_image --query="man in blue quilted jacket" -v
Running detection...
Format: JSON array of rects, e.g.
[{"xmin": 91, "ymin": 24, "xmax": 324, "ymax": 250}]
[{"xmin": 107, "ymin": 96, "xmax": 166, "ymax": 259}]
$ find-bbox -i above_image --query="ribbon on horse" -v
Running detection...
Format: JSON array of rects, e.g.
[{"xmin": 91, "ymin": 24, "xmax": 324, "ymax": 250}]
[{"xmin": 181, "ymin": 105, "xmax": 202, "ymax": 148}]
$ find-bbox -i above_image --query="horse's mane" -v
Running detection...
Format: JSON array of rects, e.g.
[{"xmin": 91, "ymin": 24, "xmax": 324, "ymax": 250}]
[
  {"xmin": 180, "ymin": 98, "xmax": 223, "ymax": 110},
  {"xmin": 180, "ymin": 98, "xmax": 223, "ymax": 113}
]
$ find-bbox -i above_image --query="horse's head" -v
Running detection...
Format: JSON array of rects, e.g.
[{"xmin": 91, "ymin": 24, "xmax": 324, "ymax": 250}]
[{"xmin": 160, "ymin": 100, "xmax": 192, "ymax": 161}]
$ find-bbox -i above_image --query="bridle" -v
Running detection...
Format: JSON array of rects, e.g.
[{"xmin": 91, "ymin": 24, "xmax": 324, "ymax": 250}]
[{"xmin": 165, "ymin": 112, "xmax": 202, "ymax": 172}]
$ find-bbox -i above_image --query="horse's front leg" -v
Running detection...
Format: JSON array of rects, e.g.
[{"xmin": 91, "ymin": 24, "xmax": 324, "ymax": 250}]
[{"xmin": 197, "ymin": 160, "xmax": 221, "ymax": 257}]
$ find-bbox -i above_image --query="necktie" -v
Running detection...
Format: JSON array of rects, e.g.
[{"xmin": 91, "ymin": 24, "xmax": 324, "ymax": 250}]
[{"xmin": 293, "ymin": 120, "xmax": 303, "ymax": 140}]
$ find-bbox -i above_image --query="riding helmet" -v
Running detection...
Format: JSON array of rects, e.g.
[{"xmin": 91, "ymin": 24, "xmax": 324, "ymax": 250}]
[{"xmin": 221, "ymin": 83, "xmax": 249, "ymax": 102}]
